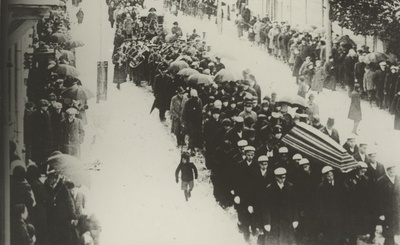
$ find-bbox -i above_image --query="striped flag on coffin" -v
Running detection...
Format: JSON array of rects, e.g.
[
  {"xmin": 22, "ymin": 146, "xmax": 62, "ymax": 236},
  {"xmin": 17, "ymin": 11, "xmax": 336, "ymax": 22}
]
[{"xmin": 281, "ymin": 122, "xmax": 359, "ymax": 173}]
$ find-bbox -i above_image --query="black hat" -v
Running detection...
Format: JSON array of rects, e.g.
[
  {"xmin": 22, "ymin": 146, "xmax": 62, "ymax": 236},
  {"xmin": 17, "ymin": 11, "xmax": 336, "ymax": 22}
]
[
  {"xmin": 149, "ymin": 7, "xmax": 156, "ymax": 12},
  {"xmin": 159, "ymin": 62, "xmax": 169, "ymax": 71},
  {"xmin": 38, "ymin": 99, "xmax": 50, "ymax": 107},
  {"xmin": 222, "ymin": 118, "xmax": 232, "ymax": 126},
  {"xmin": 173, "ymin": 21, "xmax": 179, "ymax": 25},
  {"xmin": 177, "ymin": 86, "xmax": 185, "ymax": 94}
]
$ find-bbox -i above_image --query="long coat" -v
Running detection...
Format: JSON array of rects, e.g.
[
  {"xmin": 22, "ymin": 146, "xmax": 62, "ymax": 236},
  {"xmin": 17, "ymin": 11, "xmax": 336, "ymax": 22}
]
[
  {"xmin": 377, "ymin": 175, "xmax": 400, "ymax": 238},
  {"xmin": 31, "ymin": 110, "xmax": 53, "ymax": 163},
  {"xmin": 324, "ymin": 60, "xmax": 336, "ymax": 90},
  {"xmin": 263, "ymin": 181, "xmax": 298, "ymax": 245},
  {"xmin": 316, "ymin": 180, "xmax": 345, "ymax": 245},
  {"xmin": 28, "ymin": 178, "xmax": 50, "ymax": 245},
  {"xmin": 182, "ymin": 96, "xmax": 203, "ymax": 148},
  {"xmin": 154, "ymin": 74, "xmax": 175, "ymax": 111},
  {"xmin": 311, "ymin": 66, "xmax": 324, "ymax": 92},
  {"xmin": 170, "ymin": 94, "xmax": 188, "ymax": 135},
  {"xmin": 59, "ymin": 118, "xmax": 85, "ymax": 157},
  {"xmin": 45, "ymin": 179, "xmax": 76, "ymax": 245},
  {"xmin": 348, "ymin": 91, "xmax": 362, "ymax": 121}
]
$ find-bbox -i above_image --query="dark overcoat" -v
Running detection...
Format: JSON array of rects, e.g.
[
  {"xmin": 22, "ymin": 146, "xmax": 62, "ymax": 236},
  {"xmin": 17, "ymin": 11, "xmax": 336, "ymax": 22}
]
[{"xmin": 263, "ymin": 181, "xmax": 298, "ymax": 245}]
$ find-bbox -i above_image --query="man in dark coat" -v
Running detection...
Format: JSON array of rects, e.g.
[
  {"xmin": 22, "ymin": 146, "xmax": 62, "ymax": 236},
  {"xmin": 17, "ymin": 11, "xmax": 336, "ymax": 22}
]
[
  {"xmin": 316, "ymin": 166, "xmax": 345, "ymax": 245},
  {"xmin": 59, "ymin": 108, "xmax": 85, "ymax": 158},
  {"xmin": 295, "ymin": 158, "xmax": 320, "ymax": 245},
  {"xmin": 225, "ymin": 116, "xmax": 245, "ymax": 147},
  {"xmin": 342, "ymin": 162, "xmax": 371, "ymax": 245},
  {"xmin": 342, "ymin": 135, "xmax": 359, "ymax": 155},
  {"xmin": 232, "ymin": 146, "xmax": 258, "ymax": 242},
  {"xmin": 182, "ymin": 89, "xmax": 203, "ymax": 152},
  {"xmin": 45, "ymin": 171, "xmax": 77, "ymax": 245},
  {"xmin": 30, "ymin": 99, "xmax": 53, "ymax": 172},
  {"xmin": 212, "ymin": 140, "xmax": 235, "ymax": 207},
  {"xmin": 320, "ymin": 117, "xmax": 340, "ymax": 144},
  {"xmin": 153, "ymin": 63, "xmax": 173, "ymax": 121},
  {"xmin": 203, "ymin": 108, "xmax": 222, "ymax": 169},
  {"xmin": 375, "ymin": 61, "xmax": 388, "ymax": 109},
  {"xmin": 353, "ymin": 143, "xmax": 369, "ymax": 163},
  {"xmin": 249, "ymin": 155, "xmax": 273, "ymax": 241},
  {"xmin": 377, "ymin": 165, "xmax": 400, "ymax": 245},
  {"xmin": 324, "ymin": 56, "xmax": 337, "ymax": 91},
  {"xmin": 262, "ymin": 167, "xmax": 298, "ymax": 245}
]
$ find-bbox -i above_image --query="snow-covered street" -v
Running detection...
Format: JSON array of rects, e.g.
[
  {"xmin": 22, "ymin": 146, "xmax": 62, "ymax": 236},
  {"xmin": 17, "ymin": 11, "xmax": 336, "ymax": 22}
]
[{"xmin": 66, "ymin": 0, "xmax": 399, "ymax": 244}]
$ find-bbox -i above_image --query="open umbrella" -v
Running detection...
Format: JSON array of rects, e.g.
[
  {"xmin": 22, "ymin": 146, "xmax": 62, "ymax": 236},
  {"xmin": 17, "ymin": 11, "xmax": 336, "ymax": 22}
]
[
  {"xmin": 277, "ymin": 95, "xmax": 308, "ymax": 108},
  {"xmin": 49, "ymin": 32, "xmax": 71, "ymax": 44},
  {"xmin": 363, "ymin": 52, "xmax": 389, "ymax": 64},
  {"xmin": 56, "ymin": 49, "xmax": 75, "ymax": 62},
  {"xmin": 53, "ymin": 64, "xmax": 80, "ymax": 78},
  {"xmin": 65, "ymin": 40, "xmax": 85, "ymax": 49},
  {"xmin": 62, "ymin": 84, "xmax": 94, "ymax": 101},
  {"xmin": 45, "ymin": 154, "xmax": 91, "ymax": 187},
  {"xmin": 214, "ymin": 69, "xmax": 243, "ymax": 83},
  {"xmin": 168, "ymin": 60, "xmax": 189, "ymax": 73},
  {"xmin": 177, "ymin": 68, "xmax": 199, "ymax": 76},
  {"xmin": 338, "ymin": 35, "xmax": 357, "ymax": 47},
  {"xmin": 282, "ymin": 122, "xmax": 359, "ymax": 172},
  {"xmin": 186, "ymin": 74, "xmax": 213, "ymax": 85},
  {"xmin": 176, "ymin": 55, "xmax": 193, "ymax": 62}
]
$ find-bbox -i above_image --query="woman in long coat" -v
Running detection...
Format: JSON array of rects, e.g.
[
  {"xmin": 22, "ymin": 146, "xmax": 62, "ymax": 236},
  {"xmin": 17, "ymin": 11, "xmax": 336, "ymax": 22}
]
[
  {"xmin": 170, "ymin": 88, "xmax": 188, "ymax": 146},
  {"xmin": 311, "ymin": 60, "xmax": 324, "ymax": 93},
  {"xmin": 348, "ymin": 84, "xmax": 362, "ymax": 134}
]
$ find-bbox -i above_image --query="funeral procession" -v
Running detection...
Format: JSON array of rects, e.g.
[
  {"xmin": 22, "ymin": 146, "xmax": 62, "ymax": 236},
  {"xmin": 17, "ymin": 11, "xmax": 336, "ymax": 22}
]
[{"xmin": 2, "ymin": 0, "xmax": 400, "ymax": 244}]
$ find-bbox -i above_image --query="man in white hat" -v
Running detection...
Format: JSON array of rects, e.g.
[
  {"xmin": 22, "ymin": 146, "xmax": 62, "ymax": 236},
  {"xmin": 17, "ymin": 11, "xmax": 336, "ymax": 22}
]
[
  {"xmin": 225, "ymin": 116, "xmax": 245, "ymax": 147},
  {"xmin": 59, "ymin": 108, "xmax": 85, "ymax": 158},
  {"xmin": 364, "ymin": 150, "xmax": 386, "ymax": 243},
  {"xmin": 376, "ymin": 164, "xmax": 399, "ymax": 245},
  {"xmin": 232, "ymin": 139, "xmax": 248, "ymax": 164},
  {"xmin": 295, "ymin": 157, "xmax": 320, "ymax": 244},
  {"xmin": 342, "ymin": 134, "xmax": 359, "ymax": 155},
  {"xmin": 317, "ymin": 166, "xmax": 344, "ymax": 245},
  {"xmin": 342, "ymin": 162, "xmax": 370, "ymax": 245},
  {"xmin": 262, "ymin": 167, "xmax": 298, "ymax": 244},
  {"xmin": 231, "ymin": 145, "xmax": 257, "ymax": 242}
]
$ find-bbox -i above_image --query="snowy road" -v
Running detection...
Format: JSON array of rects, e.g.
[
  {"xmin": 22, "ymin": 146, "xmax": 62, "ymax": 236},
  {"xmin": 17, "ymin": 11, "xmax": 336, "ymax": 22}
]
[
  {"xmin": 68, "ymin": 1, "xmax": 247, "ymax": 244},
  {"xmin": 66, "ymin": 0, "xmax": 398, "ymax": 244}
]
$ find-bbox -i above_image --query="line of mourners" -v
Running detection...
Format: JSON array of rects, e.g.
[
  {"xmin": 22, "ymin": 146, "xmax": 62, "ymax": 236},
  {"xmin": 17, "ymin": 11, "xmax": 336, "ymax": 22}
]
[{"xmin": 106, "ymin": 1, "xmax": 400, "ymax": 245}]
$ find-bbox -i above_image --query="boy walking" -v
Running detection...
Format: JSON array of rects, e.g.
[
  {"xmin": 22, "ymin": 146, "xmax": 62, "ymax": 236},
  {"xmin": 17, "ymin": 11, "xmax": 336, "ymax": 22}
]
[{"xmin": 175, "ymin": 152, "xmax": 198, "ymax": 201}]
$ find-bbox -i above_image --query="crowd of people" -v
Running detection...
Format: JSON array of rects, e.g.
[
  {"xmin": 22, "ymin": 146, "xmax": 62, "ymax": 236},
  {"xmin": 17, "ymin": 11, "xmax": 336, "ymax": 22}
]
[
  {"xmin": 106, "ymin": 1, "xmax": 400, "ymax": 245},
  {"xmin": 11, "ymin": 1, "xmax": 101, "ymax": 245},
  {"xmin": 232, "ymin": 7, "xmax": 400, "ymax": 131}
]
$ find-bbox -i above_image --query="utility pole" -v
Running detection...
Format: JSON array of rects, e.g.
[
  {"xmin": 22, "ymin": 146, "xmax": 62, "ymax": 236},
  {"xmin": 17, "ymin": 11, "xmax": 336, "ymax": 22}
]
[
  {"xmin": 305, "ymin": 0, "xmax": 308, "ymax": 25},
  {"xmin": 324, "ymin": 0, "xmax": 332, "ymax": 60},
  {"xmin": 321, "ymin": 0, "xmax": 324, "ymax": 27},
  {"xmin": 216, "ymin": 0, "xmax": 222, "ymax": 34}
]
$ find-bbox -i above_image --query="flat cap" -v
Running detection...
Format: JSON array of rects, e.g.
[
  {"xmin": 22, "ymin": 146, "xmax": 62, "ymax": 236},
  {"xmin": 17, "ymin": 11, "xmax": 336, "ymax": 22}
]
[
  {"xmin": 243, "ymin": 146, "xmax": 256, "ymax": 152},
  {"xmin": 322, "ymin": 166, "xmax": 334, "ymax": 174},
  {"xmin": 258, "ymin": 155, "xmax": 269, "ymax": 162},
  {"xmin": 66, "ymin": 107, "xmax": 78, "ymax": 115},
  {"xmin": 274, "ymin": 167, "xmax": 287, "ymax": 176},
  {"xmin": 292, "ymin": 153, "xmax": 302, "ymax": 160},
  {"xmin": 299, "ymin": 158, "xmax": 310, "ymax": 165},
  {"xmin": 237, "ymin": 139, "xmax": 248, "ymax": 147},
  {"xmin": 278, "ymin": 146, "xmax": 289, "ymax": 154}
]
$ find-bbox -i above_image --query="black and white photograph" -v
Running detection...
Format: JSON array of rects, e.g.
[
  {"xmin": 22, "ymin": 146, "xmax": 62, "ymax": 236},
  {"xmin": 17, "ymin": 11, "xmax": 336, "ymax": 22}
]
[{"xmin": 1, "ymin": 0, "xmax": 400, "ymax": 244}]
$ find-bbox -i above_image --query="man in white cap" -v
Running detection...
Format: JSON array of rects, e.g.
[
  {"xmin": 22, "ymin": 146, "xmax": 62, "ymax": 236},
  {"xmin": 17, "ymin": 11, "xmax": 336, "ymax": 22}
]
[
  {"xmin": 231, "ymin": 145, "xmax": 257, "ymax": 242},
  {"xmin": 296, "ymin": 157, "xmax": 320, "ymax": 244},
  {"xmin": 342, "ymin": 162, "xmax": 370, "ymax": 245},
  {"xmin": 225, "ymin": 116, "xmax": 245, "ymax": 147},
  {"xmin": 364, "ymin": 150, "xmax": 386, "ymax": 243},
  {"xmin": 262, "ymin": 167, "xmax": 298, "ymax": 245},
  {"xmin": 342, "ymin": 134, "xmax": 359, "ymax": 155},
  {"xmin": 58, "ymin": 108, "xmax": 85, "ymax": 158},
  {"xmin": 317, "ymin": 166, "xmax": 344, "ymax": 245},
  {"xmin": 377, "ymin": 164, "xmax": 399, "ymax": 245},
  {"xmin": 232, "ymin": 139, "xmax": 248, "ymax": 164}
]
